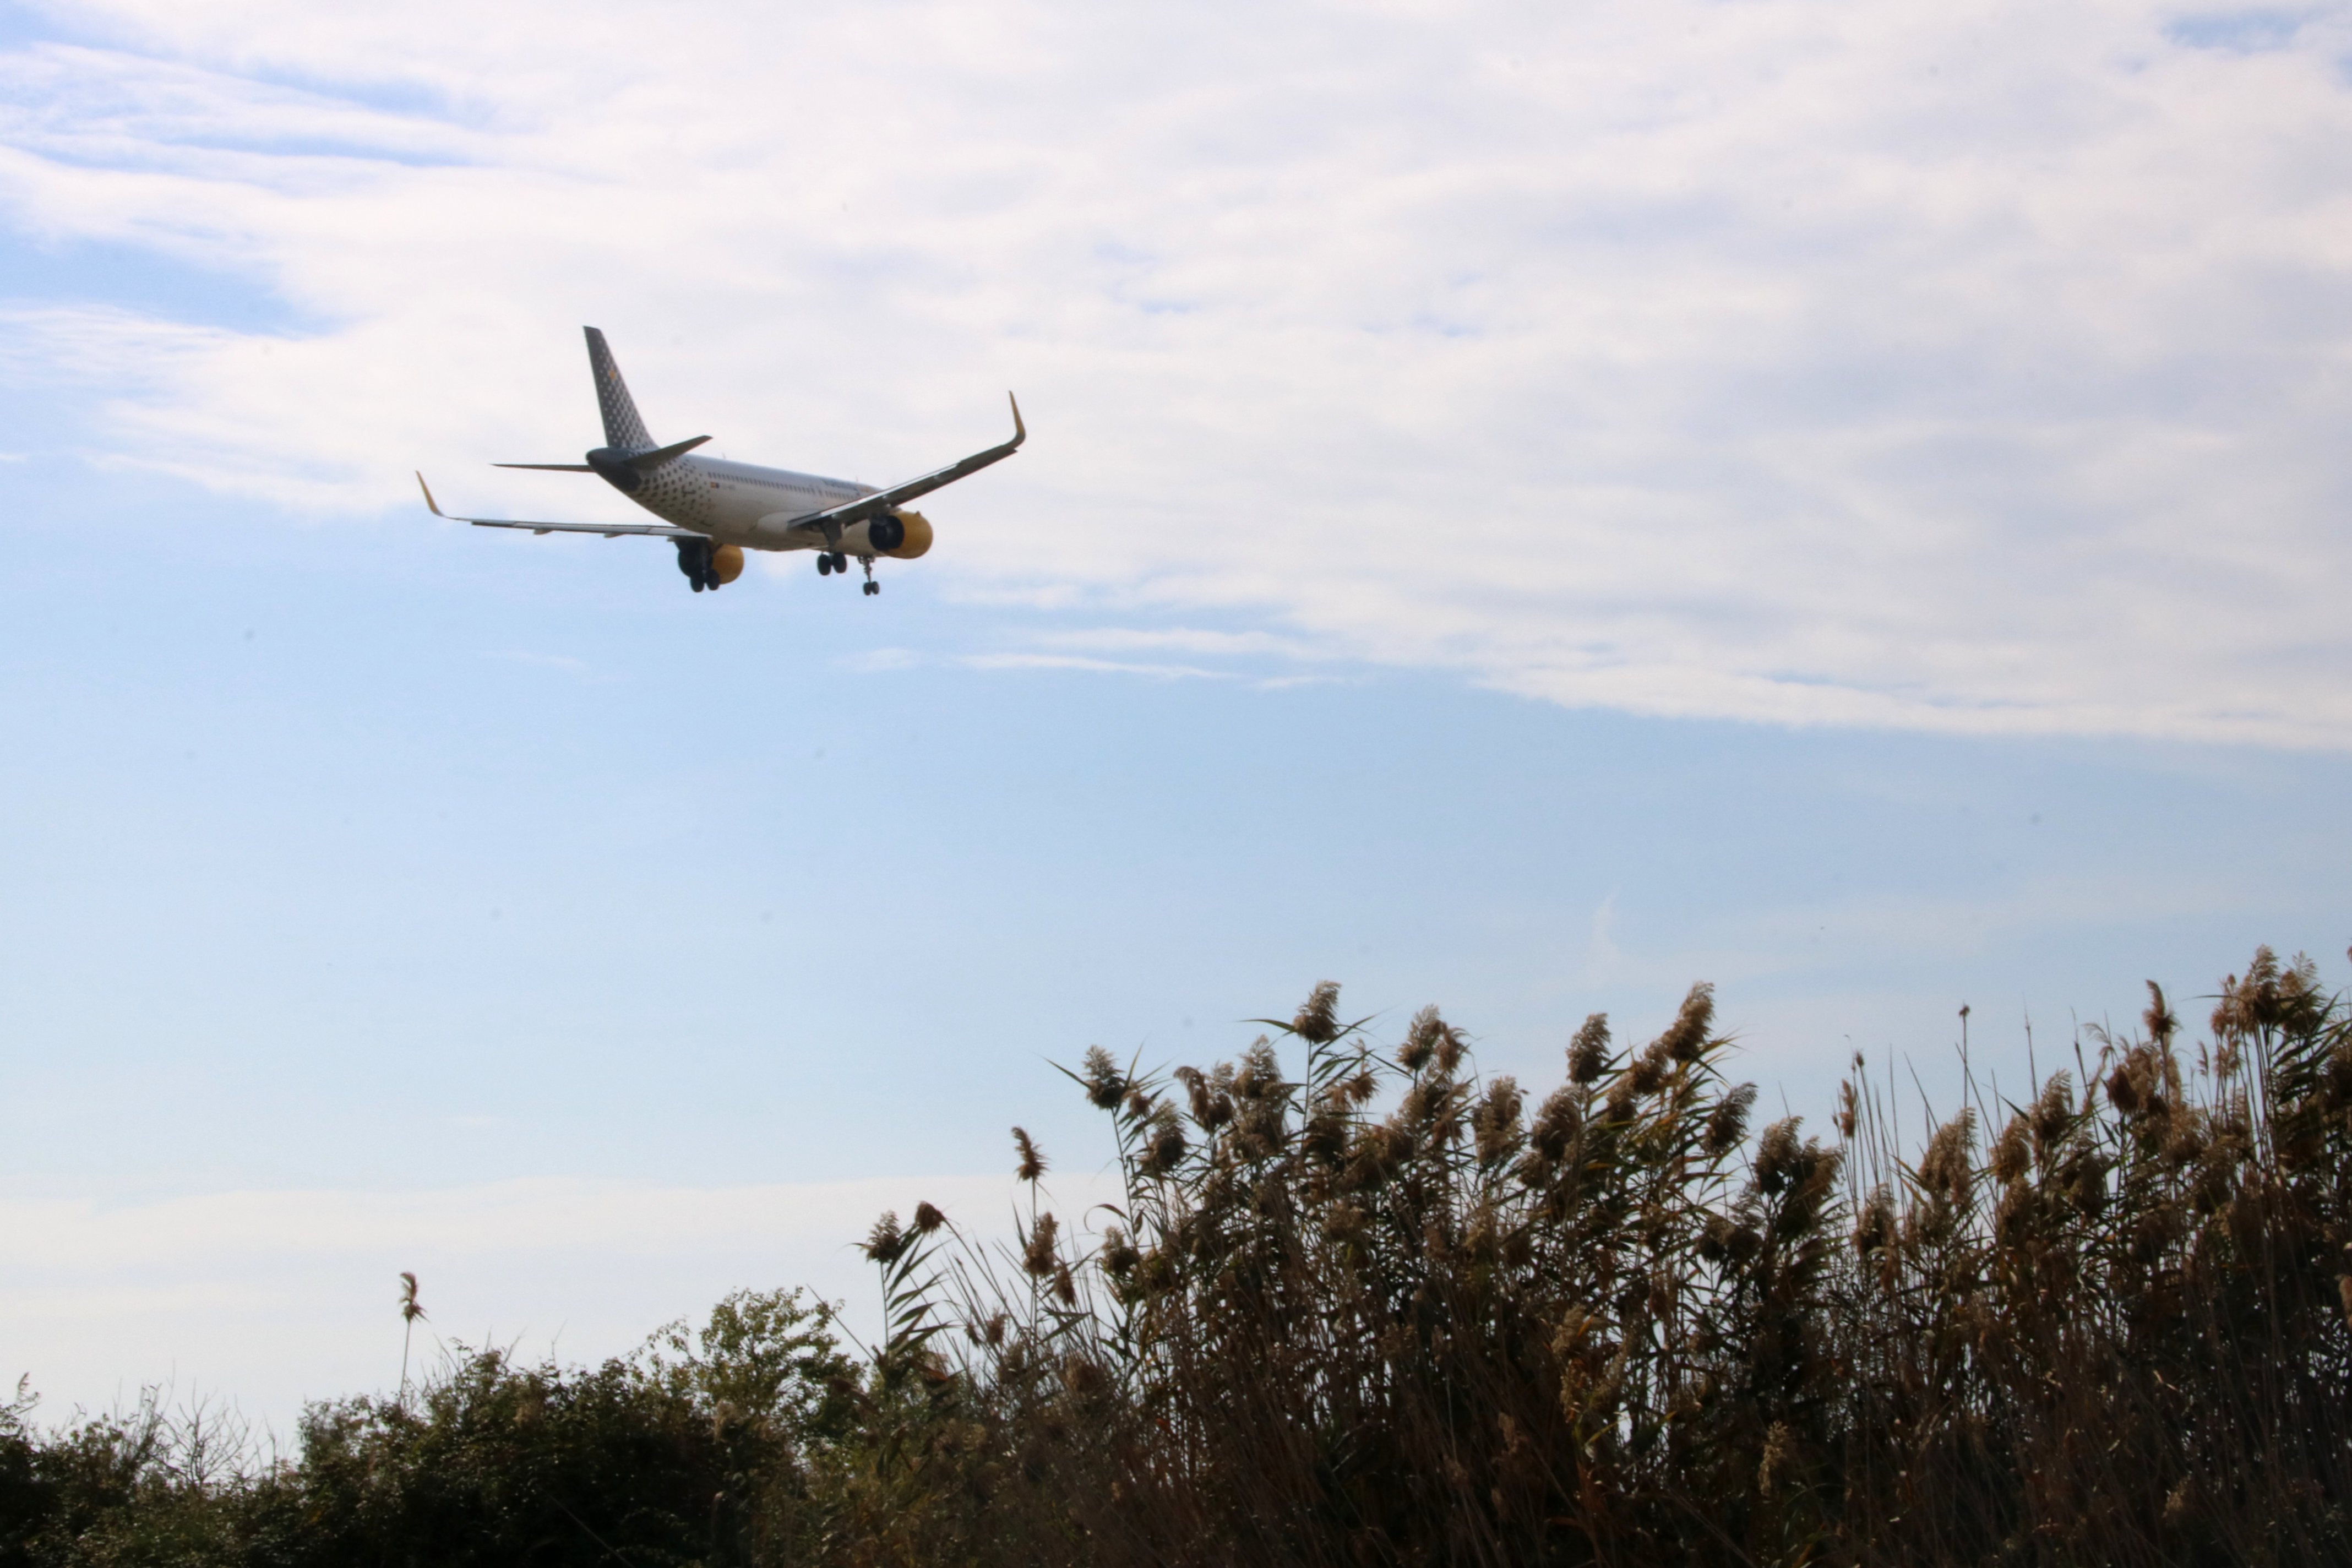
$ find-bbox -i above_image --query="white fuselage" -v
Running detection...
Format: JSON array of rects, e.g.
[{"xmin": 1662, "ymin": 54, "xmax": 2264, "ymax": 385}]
[{"xmin": 622, "ymin": 454, "xmax": 886, "ymax": 552}]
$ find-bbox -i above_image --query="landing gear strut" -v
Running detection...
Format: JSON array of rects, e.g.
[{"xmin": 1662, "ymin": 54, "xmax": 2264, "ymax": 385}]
[
  {"xmin": 860, "ymin": 556, "xmax": 879, "ymax": 596},
  {"xmin": 674, "ymin": 536, "xmax": 720, "ymax": 592}
]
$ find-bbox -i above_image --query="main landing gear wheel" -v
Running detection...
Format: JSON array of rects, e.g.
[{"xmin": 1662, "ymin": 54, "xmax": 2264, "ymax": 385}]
[
  {"xmin": 816, "ymin": 554, "xmax": 833, "ymax": 575},
  {"xmin": 676, "ymin": 537, "xmax": 717, "ymax": 594},
  {"xmin": 830, "ymin": 551, "xmax": 850, "ymax": 574}
]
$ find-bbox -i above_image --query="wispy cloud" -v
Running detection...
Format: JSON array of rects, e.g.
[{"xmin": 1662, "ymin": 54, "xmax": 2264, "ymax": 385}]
[
  {"xmin": 3, "ymin": 2, "xmax": 2349, "ymax": 743},
  {"xmin": 961, "ymin": 651, "xmax": 1225, "ymax": 680},
  {"xmin": 487, "ymin": 649, "xmax": 590, "ymax": 675},
  {"xmin": 837, "ymin": 646, "xmax": 925, "ymax": 673}
]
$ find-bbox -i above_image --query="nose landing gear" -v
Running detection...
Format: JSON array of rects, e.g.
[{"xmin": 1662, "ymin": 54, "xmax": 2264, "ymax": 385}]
[{"xmin": 817, "ymin": 549, "xmax": 879, "ymax": 594}]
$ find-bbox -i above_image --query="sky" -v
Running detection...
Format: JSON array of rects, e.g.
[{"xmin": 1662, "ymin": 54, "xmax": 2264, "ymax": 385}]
[{"xmin": 2, "ymin": 0, "xmax": 2349, "ymax": 1433}]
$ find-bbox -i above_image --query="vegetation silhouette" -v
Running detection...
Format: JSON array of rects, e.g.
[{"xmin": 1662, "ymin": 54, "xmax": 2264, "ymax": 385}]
[{"xmin": 4, "ymin": 947, "xmax": 2347, "ymax": 1565}]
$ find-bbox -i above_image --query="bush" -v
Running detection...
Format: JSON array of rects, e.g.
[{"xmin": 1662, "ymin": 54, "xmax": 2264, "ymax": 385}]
[{"xmin": 1, "ymin": 1289, "xmax": 853, "ymax": 1568}]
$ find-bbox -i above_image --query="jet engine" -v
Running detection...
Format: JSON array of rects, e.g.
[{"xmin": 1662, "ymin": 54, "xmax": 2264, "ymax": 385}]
[
  {"xmin": 710, "ymin": 543, "xmax": 745, "ymax": 584},
  {"xmin": 871, "ymin": 509, "xmax": 933, "ymax": 559}
]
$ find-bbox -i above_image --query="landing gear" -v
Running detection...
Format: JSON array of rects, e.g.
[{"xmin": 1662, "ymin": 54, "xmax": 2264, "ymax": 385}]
[
  {"xmin": 859, "ymin": 556, "xmax": 879, "ymax": 596},
  {"xmin": 674, "ymin": 536, "xmax": 720, "ymax": 592},
  {"xmin": 816, "ymin": 554, "xmax": 834, "ymax": 576}
]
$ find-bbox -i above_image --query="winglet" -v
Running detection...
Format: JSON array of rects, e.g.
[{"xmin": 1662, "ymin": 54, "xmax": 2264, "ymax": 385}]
[
  {"xmin": 416, "ymin": 471, "xmax": 445, "ymax": 517},
  {"xmin": 1008, "ymin": 392, "xmax": 1025, "ymax": 448}
]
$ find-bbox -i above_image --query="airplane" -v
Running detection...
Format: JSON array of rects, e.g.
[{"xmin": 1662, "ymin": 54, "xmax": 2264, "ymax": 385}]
[{"xmin": 417, "ymin": 326, "xmax": 1023, "ymax": 595}]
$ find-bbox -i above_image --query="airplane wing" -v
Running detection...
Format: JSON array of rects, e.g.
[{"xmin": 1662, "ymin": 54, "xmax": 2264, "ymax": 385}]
[
  {"xmin": 415, "ymin": 472, "xmax": 706, "ymax": 539},
  {"xmin": 786, "ymin": 394, "xmax": 1025, "ymax": 534}
]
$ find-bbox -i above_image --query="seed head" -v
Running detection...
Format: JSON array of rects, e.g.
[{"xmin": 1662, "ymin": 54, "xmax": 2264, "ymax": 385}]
[
  {"xmin": 1023, "ymin": 1212, "xmax": 1061, "ymax": 1276},
  {"xmin": 1080, "ymin": 1046, "xmax": 1125, "ymax": 1109},
  {"xmin": 1012, "ymin": 1126, "xmax": 1048, "ymax": 1183},
  {"xmin": 1654, "ymin": 982, "xmax": 1716, "ymax": 1063},
  {"xmin": 1920, "ymin": 1110, "xmax": 1975, "ymax": 1208},
  {"xmin": 1399, "ymin": 1005, "xmax": 1444, "ymax": 1071},
  {"xmin": 1568, "ymin": 1015, "xmax": 1610, "ymax": 1083},
  {"xmin": 2032, "ymin": 1075, "xmax": 2073, "ymax": 1146},
  {"xmin": 1854, "ymin": 1185, "xmax": 1896, "ymax": 1255},
  {"xmin": 1757, "ymin": 1421, "xmax": 1792, "ymax": 1496},
  {"xmin": 1627, "ymin": 1044, "xmax": 1668, "ymax": 1096},
  {"xmin": 1528, "ymin": 1086, "xmax": 1580, "ymax": 1161},
  {"xmin": 1100, "ymin": 1226, "xmax": 1141, "ymax": 1277},
  {"xmin": 1756, "ymin": 1119, "xmax": 1802, "ymax": 1194},
  {"xmin": 2143, "ymin": 981, "xmax": 2177, "ymax": 1048},
  {"xmin": 1472, "ymin": 1076, "xmax": 1524, "ymax": 1165},
  {"xmin": 1292, "ymin": 981, "xmax": 1342, "ymax": 1044},
  {"xmin": 1140, "ymin": 1107, "xmax": 1189, "ymax": 1175},
  {"xmin": 1991, "ymin": 1115, "xmax": 2030, "ymax": 1184},
  {"xmin": 1704, "ymin": 1084, "xmax": 1757, "ymax": 1156},
  {"xmin": 1233, "ymin": 1040, "xmax": 1284, "ymax": 1100},
  {"xmin": 862, "ymin": 1211, "xmax": 908, "ymax": 1264}
]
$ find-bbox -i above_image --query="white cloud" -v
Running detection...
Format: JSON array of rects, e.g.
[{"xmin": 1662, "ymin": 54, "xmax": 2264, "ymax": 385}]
[{"xmin": 2, "ymin": 1, "xmax": 2350, "ymax": 742}]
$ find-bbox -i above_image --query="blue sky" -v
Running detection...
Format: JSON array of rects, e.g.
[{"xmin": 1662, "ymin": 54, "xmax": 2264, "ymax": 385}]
[{"xmin": 3, "ymin": 0, "xmax": 2350, "ymax": 1427}]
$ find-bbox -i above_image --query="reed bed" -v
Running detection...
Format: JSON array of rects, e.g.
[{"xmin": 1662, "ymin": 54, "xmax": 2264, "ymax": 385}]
[{"xmin": 873, "ymin": 949, "xmax": 2352, "ymax": 1567}]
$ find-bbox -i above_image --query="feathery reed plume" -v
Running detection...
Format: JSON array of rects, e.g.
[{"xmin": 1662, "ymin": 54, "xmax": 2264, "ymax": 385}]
[
  {"xmin": 1655, "ymin": 980, "xmax": 1716, "ymax": 1061},
  {"xmin": 862, "ymin": 1210, "xmax": 908, "ymax": 1263},
  {"xmin": 1568, "ymin": 1011, "xmax": 1611, "ymax": 1082},
  {"xmin": 1291, "ymin": 981, "xmax": 1342, "ymax": 1044},
  {"xmin": 1012, "ymin": 1126, "xmax": 1047, "ymax": 1182},
  {"xmin": 396, "ymin": 1271, "xmax": 426, "ymax": 1406},
  {"xmin": 1079, "ymin": 1046, "xmax": 1126, "ymax": 1109},
  {"xmin": 1398, "ymin": 1005, "xmax": 1442, "ymax": 1071},
  {"xmin": 1022, "ymin": 1213, "xmax": 1060, "ymax": 1277}
]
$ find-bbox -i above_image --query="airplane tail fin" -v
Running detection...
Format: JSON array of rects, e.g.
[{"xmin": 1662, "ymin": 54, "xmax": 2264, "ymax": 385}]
[{"xmin": 584, "ymin": 326, "xmax": 655, "ymax": 453}]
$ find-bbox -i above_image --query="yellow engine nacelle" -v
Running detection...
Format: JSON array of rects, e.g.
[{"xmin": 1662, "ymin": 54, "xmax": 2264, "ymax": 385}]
[
  {"xmin": 876, "ymin": 509, "xmax": 933, "ymax": 560},
  {"xmin": 711, "ymin": 543, "xmax": 745, "ymax": 584}
]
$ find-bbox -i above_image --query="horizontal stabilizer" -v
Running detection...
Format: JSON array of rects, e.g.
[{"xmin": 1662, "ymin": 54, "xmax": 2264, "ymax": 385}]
[
  {"xmin": 629, "ymin": 434, "xmax": 711, "ymax": 469},
  {"xmin": 494, "ymin": 461, "xmax": 595, "ymax": 472}
]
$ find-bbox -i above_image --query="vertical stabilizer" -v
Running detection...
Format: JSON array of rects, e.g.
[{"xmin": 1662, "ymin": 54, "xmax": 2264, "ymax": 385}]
[{"xmin": 583, "ymin": 326, "xmax": 655, "ymax": 453}]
